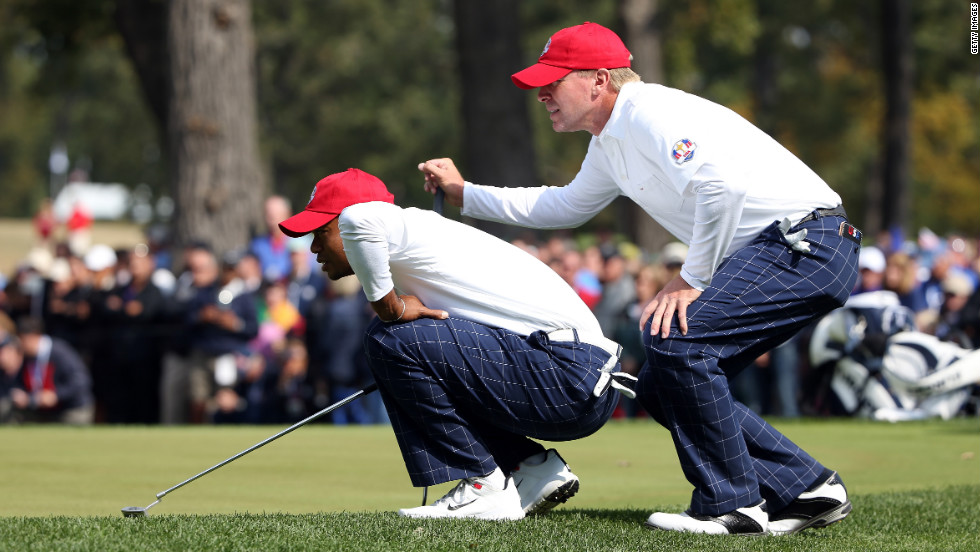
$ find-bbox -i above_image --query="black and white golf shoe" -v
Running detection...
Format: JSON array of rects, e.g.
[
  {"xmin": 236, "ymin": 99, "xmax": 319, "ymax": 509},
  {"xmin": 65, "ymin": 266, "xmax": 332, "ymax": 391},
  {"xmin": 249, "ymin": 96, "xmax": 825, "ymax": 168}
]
[
  {"xmin": 768, "ymin": 469, "xmax": 852, "ymax": 536},
  {"xmin": 645, "ymin": 500, "xmax": 768, "ymax": 536}
]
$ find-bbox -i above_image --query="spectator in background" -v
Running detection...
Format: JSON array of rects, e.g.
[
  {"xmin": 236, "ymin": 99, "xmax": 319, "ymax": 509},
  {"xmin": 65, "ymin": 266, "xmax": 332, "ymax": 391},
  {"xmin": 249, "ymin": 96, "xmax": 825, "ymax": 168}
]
[
  {"xmin": 659, "ymin": 242, "xmax": 688, "ymax": 281},
  {"xmin": 767, "ymin": 336, "xmax": 802, "ymax": 418},
  {"xmin": 235, "ymin": 251, "xmax": 264, "ymax": 294},
  {"xmin": 42, "ymin": 257, "xmax": 87, "ymax": 353},
  {"xmin": 286, "ymin": 234, "xmax": 325, "ymax": 320},
  {"xmin": 262, "ymin": 278, "xmax": 303, "ymax": 336},
  {"xmin": 66, "ymin": 201, "xmax": 94, "ymax": 256},
  {"xmin": 594, "ymin": 250, "xmax": 636, "ymax": 337},
  {"xmin": 78, "ymin": 244, "xmax": 118, "ymax": 422},
  {"xmin": 957, "ymin": 279, "xmax": 980, "ymax": 349},
  {"xmin": 561, "ymin": 249, "xmax": 602, "ymax": 309},
  {"xmin": 270, "ymin": 337, "xmax": 315, "ymax": 423},
  {"xmin": 883, "ymin": 251, "xmax": 929, "ymax": 326},
  {"xmin": 613, "ymin": 263, "xmax": 667, "ymax": 418},
  {"xmin": 0, "ymin": 314, "xmax": 20, "ymax": 423},
  {"xmin": 144, "ymin": 223, "xmax": 174, "ymax": 277},
  {"xmin": 922, "ymin": 251, "xmax": 956, "ymax": 314},
  {"xmin": 160, "ymin": 243, "xmax": 258, "ymax": 424},
  {"xmin": 33, "ymin": 198, "xmax": 57, "ymax": 247},
  {"xmin": 250, "ymin": 196, "xmax": 294, "ymax": 283},
  {"xmin": 0, "ymin": 273, "xmax": 7, "ymax": 314},
  {"xmin": 5, "ymin": 248, "xmax": 54, "ymax": 321},
  {"xmin": 306, "ymin": 275, "xmax": 377, "ymax": 425},
  {"xmin": 7, "ymin": 317, "xmax": 94, "ymax": 425},
  {"xmin": 732, "ymin": 338, "xmax": 802, "ymax": 419},
  {"xmin": 853, "ymin": 245, "xmax": 886, "ymax": 295},
  {"xmin": 100, "ymin": 244, "xmax": 167, "ymax": 423},
  {"xmin": 933, "ymin": 271, "xmax": 976, "ymax": 347}
]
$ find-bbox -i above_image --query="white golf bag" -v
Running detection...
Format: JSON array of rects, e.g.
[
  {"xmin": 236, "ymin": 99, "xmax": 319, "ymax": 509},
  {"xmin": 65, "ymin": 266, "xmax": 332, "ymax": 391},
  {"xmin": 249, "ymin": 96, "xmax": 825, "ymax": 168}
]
[{"xmin": 808, "ymin": 291, "xmax": 980, "ymax": 421}]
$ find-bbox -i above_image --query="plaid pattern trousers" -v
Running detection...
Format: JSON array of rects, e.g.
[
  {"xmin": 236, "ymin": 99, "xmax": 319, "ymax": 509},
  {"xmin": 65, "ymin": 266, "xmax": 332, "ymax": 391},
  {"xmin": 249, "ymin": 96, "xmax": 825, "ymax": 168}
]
[
  {"xmin": 637, "ymin": 213, "xmax": 860, "ymax": 515},
  {"xmin": 364, "ymin": 317, "xmax": 620, "ymax": 487}
]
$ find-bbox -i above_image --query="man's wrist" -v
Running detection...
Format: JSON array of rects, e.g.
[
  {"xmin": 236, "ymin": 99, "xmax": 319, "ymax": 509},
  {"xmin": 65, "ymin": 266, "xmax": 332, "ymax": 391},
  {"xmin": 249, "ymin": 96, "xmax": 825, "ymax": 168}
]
[{"xmin": 380, "ymin": 297, "xmax": 407, "ymax": 323}]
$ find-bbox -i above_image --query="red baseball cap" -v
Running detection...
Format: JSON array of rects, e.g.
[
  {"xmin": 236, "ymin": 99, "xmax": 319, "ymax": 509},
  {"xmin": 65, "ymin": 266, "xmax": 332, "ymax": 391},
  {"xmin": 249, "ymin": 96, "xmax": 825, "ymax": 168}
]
[
  {"xmin": 511, "ymin": 22, "xmax": 632, "ymax": 90},
  {"xmin": 278, "ymin": 168, "xmax": 394, "ymax": 238}
]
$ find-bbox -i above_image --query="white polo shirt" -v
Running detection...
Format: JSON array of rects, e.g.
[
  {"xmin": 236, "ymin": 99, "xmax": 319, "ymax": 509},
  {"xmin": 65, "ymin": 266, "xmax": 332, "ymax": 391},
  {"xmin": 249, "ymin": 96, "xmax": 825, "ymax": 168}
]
[
  {"xmin": 463, "ymin": 81, "xmax": 842, "ymax": 290},
  {"xmin": 338, "ymin": 201, "xmax": 602, "ymax": 337}
]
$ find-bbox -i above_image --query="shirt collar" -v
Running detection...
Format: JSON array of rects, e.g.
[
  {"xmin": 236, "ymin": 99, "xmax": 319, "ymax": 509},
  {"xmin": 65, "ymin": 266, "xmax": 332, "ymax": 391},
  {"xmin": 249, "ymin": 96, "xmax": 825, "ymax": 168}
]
[{"xmin": 598, "ymin": 81, "xmax": 643, "ymax": 143}]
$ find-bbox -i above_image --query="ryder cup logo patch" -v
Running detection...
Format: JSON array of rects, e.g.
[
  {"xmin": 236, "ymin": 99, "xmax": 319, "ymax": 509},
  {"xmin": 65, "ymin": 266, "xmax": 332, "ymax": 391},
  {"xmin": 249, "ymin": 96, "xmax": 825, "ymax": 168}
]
[{"xmin": 671, "ymin": 139, "xmax": 697, "ymax": 164}]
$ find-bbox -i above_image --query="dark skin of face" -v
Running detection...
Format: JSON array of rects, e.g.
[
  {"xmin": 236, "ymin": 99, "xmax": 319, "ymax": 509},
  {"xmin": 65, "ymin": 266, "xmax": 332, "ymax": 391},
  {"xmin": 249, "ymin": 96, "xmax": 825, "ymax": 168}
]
[
  {"xmin": 309, "ymin": 218, "xmax": 353, "ymax": 281},
  {"xmin": 308, "ymin": 217, "xmax": 448, "ymax": 323}
]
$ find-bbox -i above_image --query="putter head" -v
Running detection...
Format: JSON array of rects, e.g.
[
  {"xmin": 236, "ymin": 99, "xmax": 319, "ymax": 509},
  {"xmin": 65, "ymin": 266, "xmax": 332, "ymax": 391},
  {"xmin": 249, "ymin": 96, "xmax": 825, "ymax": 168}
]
[{"xmin": 121, "ymin": 506, "xmax": 147, "ymax": 518}]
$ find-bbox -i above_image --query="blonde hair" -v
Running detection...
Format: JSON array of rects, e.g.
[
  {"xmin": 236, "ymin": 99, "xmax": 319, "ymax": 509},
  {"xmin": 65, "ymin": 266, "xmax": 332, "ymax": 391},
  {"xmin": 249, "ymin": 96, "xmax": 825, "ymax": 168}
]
[
  {"xmin": 574, "ymin": 67, "xmax": 641, "ymax": 92},
  {"xmin": 884, "ymin": 252, "xmax": 919, "ymax": 296}
]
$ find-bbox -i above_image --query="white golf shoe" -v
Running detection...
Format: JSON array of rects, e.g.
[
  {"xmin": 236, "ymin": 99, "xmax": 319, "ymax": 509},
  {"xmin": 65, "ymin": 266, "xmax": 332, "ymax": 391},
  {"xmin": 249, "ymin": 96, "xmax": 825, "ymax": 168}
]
[
  {"xmin": 511, "ymin": 449, "xmax": 580, "ymax": 515},
  {"xmin": 768, "ymin": 469, "xmax": 852, "ymax": 536},
  {"xmin": 398, "ymin": 468, "xmax": 524, "ymax": 521},
  {"xmin": 645, "ymin": 501, "xmax": 769, "ymax": 536}
]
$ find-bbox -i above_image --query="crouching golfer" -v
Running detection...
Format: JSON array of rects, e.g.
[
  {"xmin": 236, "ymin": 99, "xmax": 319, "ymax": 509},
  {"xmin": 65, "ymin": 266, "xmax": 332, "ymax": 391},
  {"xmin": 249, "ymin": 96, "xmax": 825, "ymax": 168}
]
[{"xmin": 278, "ymin": 168, "xmax": 632, "ymax": 521}]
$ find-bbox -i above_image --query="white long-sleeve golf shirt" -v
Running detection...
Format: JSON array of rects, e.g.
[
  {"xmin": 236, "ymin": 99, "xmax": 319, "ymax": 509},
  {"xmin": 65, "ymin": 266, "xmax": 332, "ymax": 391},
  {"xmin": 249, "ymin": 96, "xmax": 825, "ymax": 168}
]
[
  {"xmin": 463, "ymin": 81, "xmax": 842, "ymax": 290},
  {"xmin": 338, "ymin": 201, "xmax": 603, "ymax": 337}
]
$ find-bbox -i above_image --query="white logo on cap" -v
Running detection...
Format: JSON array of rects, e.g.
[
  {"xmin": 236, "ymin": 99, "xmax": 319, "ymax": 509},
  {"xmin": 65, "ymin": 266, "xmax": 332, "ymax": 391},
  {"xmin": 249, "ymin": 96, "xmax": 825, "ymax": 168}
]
[
  {"xmin": 541, "ymin": 38, "xmax": 551, "ymax": 57},
  {"xmin": 308, "ymin": 185, "xmax": 317, "ymax": 206}
]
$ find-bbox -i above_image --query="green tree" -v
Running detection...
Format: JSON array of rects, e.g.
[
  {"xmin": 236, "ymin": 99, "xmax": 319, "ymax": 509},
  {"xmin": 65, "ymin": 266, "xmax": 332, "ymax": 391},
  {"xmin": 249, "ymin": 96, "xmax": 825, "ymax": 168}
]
[
  {"xmin": 0, "ymin": 0, "xmax": 163, "ymax": 218},
  {"xmin": 252, "ymin": 0, "xmax": 460, "ymax": 211}
]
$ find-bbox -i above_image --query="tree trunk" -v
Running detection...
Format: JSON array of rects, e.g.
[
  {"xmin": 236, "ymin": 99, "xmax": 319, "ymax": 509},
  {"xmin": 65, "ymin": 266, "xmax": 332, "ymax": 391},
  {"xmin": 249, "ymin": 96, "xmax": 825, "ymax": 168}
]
[
  {"xmin": 879, "ymin": 0, "xmax": 912, "ymax": 237},
  {"xmin": 619, "ymin": 0, "xmax": 674, "ymax": 256},
  {"xmin": 167, "ymin": 0, "xmax": 265, "ymax": 257},
  {"xmin": 752, "ymin": 0, "xmax": 778, "ymax": 136},
  {"xmin": 453, "ymin": 0, "xmax": 537, "ymax": 239},
  {"xmin": 115, "ymin": 0, "xmax": 170, "ymax": 131}
]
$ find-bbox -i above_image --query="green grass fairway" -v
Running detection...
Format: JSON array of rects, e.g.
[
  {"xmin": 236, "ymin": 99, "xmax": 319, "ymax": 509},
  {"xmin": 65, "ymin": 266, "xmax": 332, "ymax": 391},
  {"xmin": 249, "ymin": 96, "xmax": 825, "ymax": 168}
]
[{"xmin": 0, "ymin": 418, "xmax": 977, "ymax": 550}]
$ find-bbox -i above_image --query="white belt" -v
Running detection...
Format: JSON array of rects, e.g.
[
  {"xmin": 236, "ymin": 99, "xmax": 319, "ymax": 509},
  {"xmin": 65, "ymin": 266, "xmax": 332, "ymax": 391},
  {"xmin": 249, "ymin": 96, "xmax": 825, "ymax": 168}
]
[{"xmin": 545, "ymin": 329, "xmax": 637, "ymax": 400}]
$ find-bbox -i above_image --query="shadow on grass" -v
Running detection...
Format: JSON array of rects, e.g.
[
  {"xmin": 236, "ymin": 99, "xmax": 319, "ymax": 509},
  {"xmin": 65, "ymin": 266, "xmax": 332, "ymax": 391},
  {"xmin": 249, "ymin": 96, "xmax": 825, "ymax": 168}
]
[{"xmin": 542, "ymin": 507, "xmax": 652, "ymax": 525}]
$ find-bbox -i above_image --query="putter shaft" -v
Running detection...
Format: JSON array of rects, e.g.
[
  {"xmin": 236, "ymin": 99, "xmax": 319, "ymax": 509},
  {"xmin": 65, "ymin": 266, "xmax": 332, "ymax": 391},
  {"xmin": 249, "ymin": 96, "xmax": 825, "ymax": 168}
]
[{"xmin": 123, "ymin": 383, "xmax": 378, "ymax": 516}]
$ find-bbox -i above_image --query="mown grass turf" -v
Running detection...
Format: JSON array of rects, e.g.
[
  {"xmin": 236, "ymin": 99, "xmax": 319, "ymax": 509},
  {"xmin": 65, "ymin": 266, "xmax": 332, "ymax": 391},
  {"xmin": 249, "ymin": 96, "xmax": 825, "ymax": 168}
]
[
  {"xmin": 0, "ymin": 418, "xmax": 977, "ymax": 550},
  {"xmin": 0, "ymin": 485, "xmax": 976, "ymax": 551}
]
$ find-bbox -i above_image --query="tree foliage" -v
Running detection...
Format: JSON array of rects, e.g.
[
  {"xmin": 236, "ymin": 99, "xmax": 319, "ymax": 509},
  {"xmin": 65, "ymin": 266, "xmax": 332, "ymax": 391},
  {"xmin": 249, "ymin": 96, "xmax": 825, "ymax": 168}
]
[{"xmin": 253, "ymin": 0, "xmax": 460, "ymax": 209}]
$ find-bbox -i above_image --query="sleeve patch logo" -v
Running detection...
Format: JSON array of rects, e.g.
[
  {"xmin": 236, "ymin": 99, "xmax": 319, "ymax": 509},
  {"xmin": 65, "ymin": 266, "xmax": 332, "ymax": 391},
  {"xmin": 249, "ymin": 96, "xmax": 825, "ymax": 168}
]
[{"xmin": 671, "ymin": 139, "xmax": 697, "ymax": 164}]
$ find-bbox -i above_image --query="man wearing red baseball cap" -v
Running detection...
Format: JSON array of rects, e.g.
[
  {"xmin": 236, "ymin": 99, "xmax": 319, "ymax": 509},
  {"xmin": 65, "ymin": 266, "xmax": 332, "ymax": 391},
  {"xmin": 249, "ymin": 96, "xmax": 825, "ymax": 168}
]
[
  {"xmin": 280, "ymin": 168, "xmax": 632, "ymax": 520},
  {"xmin": 420, "ymin": 21, "xmax": 857, "ymax": 535}
]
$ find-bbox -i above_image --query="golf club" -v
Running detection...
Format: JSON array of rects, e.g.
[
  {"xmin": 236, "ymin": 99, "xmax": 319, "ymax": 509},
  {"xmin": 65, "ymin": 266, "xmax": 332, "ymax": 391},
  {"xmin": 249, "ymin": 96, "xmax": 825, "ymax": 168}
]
[
  {"xmin": 122, "ymin": 382, "xmax": 378, "ymax": 517},
  {"xmin": 433, "ymin": 187, "xmax": 445, "ymax": 216}
]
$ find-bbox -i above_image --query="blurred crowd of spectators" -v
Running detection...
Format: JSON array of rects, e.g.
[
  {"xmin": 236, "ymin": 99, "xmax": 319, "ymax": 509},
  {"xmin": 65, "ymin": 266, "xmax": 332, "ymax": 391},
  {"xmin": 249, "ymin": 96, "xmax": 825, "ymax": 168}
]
[{"xmin": 2, "ymin": 198, "xmax": 978, "ymax": 426}]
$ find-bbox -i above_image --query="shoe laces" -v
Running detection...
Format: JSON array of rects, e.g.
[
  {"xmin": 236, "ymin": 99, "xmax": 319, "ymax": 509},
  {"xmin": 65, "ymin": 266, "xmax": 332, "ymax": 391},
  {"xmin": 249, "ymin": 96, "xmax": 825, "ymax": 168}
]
[{"xmin": 432, "ymin": 476, "xmax": 486, "ymax": 507}]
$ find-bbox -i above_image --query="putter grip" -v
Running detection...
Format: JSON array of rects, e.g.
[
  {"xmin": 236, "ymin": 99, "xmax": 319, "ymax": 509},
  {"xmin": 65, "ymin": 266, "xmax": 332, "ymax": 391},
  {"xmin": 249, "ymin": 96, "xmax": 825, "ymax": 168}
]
[{"xmin": 433, "ymin": 188, "xmax": 445, "ymax": 216}]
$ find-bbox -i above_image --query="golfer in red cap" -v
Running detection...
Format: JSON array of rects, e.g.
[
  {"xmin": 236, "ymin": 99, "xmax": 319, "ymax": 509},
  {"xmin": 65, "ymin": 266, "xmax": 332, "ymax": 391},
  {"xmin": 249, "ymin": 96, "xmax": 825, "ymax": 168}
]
[
  {"xmin": 420, "ymin": 22, "xmax": 858, "ymax": 535},
  {"xmin": 280, "ymin": 168, "xmax": 633, "ymax": 520}
]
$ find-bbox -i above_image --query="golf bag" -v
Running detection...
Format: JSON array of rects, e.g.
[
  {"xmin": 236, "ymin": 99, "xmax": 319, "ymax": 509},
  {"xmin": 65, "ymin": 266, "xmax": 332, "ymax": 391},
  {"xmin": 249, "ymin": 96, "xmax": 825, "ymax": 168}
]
[{"xmin": 808, "ymin": 291, "xmax": 980, "ymax": 421}]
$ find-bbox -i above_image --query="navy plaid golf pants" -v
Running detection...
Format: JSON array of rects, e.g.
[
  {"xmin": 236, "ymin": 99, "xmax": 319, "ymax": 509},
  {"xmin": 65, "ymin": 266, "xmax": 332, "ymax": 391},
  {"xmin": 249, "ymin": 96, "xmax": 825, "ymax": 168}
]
[
  {"xmin": 363, "ymin": 317, "xmax": 620, "ymax": 487},
  {"xmin": 637, "ymin": 212, "xmax": 860, "ymax": 516}
]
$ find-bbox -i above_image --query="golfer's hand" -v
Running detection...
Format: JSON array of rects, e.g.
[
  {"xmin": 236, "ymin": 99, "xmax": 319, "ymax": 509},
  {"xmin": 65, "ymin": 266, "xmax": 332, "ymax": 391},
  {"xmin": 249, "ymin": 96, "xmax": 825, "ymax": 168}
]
[
  {"xmin": 640, "ymin": 276, "xmax": 702, "ymax": 338},
  {"xmin": 373, "ymin": 291, "xmax": 448, "ymax": 324},
  {"xmin": 418, "ymin": 158, "xmax": 465, "ymax": 208},
  {"xmin": 399, "ymin": 295, "xmax": 449, "ymax": 322}
]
